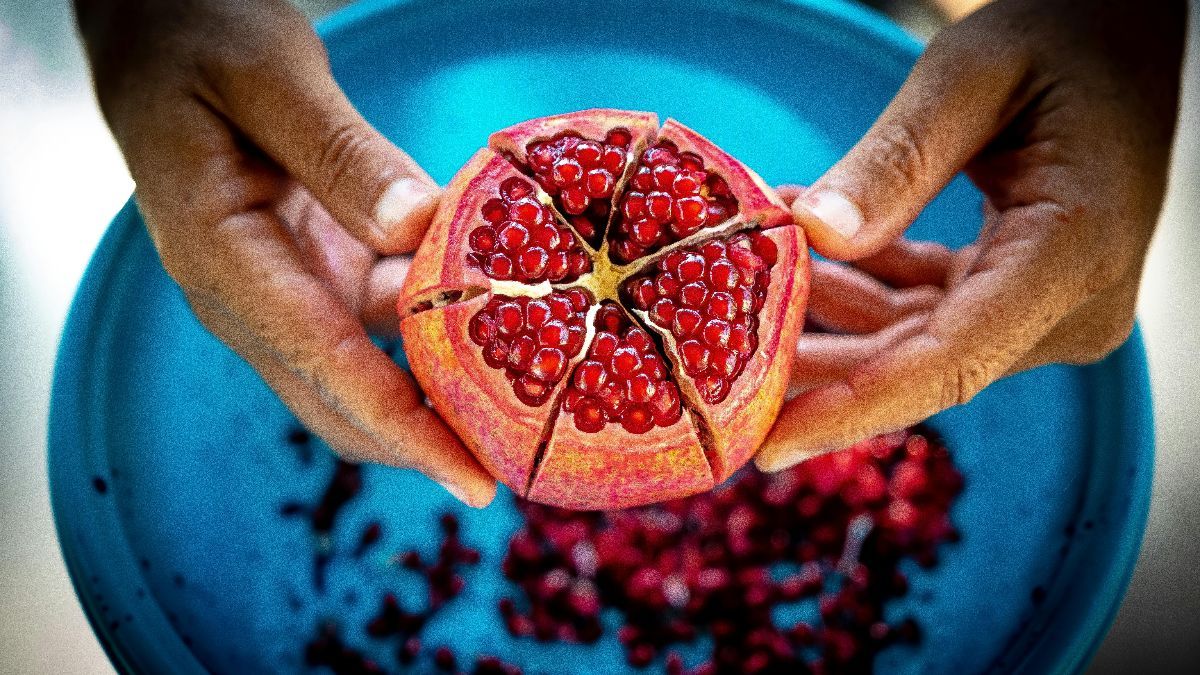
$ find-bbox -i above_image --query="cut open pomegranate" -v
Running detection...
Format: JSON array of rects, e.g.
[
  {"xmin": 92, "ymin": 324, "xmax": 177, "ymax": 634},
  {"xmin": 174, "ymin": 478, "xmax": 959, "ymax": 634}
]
[{"xmin": 398, "ymin": 110, "xmax": 809, "ymax": 509}]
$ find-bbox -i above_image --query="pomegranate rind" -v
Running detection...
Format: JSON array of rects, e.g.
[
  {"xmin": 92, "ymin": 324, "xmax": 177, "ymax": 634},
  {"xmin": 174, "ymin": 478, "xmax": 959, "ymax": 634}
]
[
  {"xmin": 657, "ymin": 119, "xmax": 792, "ymax": 229},
  {"xmin": 399, "ymin": 292, "xmax": 559, "ymax": 490},
  {"xmin": 527, "ymin": 416, "xmax": 713, "ymax": 510},
  {"xmin": 488, "ymin": 109, "xmax": 660, "ymax": 164},
  {"xmin": 661, "ymin": 226, "xmax": 810, "ymax": 482},
  {"xmin": 399, "ymin": 148, "xmax": 548, "ymax": 301}
]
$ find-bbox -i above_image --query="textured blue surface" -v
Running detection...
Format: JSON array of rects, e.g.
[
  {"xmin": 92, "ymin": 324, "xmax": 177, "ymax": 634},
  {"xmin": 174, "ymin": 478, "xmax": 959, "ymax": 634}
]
[{"xmin": 49, "ymin": 0, "xmax": 1153, "ymax": 673}]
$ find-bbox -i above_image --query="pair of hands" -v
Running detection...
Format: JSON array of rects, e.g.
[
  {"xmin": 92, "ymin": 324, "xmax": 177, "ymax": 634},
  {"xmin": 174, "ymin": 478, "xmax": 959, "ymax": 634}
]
[{"xmin": 77, "ymin": 0, "xmax": 1184, "ymax": 507}]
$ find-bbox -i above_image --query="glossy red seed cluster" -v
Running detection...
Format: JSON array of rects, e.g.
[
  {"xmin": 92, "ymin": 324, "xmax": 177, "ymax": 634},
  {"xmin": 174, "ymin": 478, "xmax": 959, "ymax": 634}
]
[
  {"xmin": 499, "ymin": 429, "xmax": 963, "ymax": 673},
  {"xmin": 609, "ymin": 141, "xmax": 738, "ymax": 264},
  {"xmin": 468, "ymin": 176, "xmax": 592, "ymax": 283},
  {"xmin": 626, "ymin": 231, "xmax": 776, "ymax": 404},
  {"xmin": 468, "ymin": 290, "xmax": 592, "ymax": 406},
  {"xmin": 527, "ymin": 129, "xmax": 631, "ymax": 245},
  {"xmin": 561, "ymin": 303, "xmax": 684, "ymax": 435}
]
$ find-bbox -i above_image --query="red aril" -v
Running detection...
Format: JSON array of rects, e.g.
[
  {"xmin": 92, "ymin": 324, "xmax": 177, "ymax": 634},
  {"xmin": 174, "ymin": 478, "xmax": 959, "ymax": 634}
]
[{"xmin": 398, "ymin": 109, "xmax": 808, "ymax": 509}]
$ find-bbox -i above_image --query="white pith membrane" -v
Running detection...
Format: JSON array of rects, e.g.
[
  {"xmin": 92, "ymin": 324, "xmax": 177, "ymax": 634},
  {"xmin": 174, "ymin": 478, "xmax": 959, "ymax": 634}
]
[{"xmin": 402, "ymin": 120, "xmax": 787, "ymax": 490}]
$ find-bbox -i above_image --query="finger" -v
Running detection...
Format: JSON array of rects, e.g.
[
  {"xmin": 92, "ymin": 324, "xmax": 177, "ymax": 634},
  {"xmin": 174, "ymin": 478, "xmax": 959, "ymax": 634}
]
[
  {"xmin": 794, "ymin": 12, "xmax": 1030, "ymax": 261},
  {"xmin": 789, "ymin": 313, "xmax": 931, "ymax": 394},
  {"xmin": 807, "ymin": 261, "xmax": 941, "ymax": 334},
  {"xmin": 362, "ymin": 256, "xmax": 414, "ymax": 336},
  {"xmin": 775, "ymin": 184, "xmax": 807, "ymax": 207},
  {"xmin": 851, "ymin": 239, "xmax": 954, "ymax": 288},
  {"xmin": 758, "ymin": 202, "xmax": 1088, "ymax": 470},
  {"xmin": 198, "ymin": 2, "xmax": 439, "ymax": 254}
]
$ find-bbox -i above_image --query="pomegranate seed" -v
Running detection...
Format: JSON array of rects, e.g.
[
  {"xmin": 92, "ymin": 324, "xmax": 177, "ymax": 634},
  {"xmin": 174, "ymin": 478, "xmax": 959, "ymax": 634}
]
[
  {"xmin": 518, "ymin": 246, "xmax": 548, "ymax": 277},
  {"xmin": 628, "ymin": 278, "xmax": 657, "ymax": 309},
  {"xmin": 650, "ymin": 299, "xmax": 676, "ymax": 327},
  {"xmin": 672, "ymin": 308, "xmax": 702, "ymax": 337},
  {"xmin": 525, "ymin": 300, "xmax": 550, "ymax": 327},
  {"xmin": 485, "ymin": 253, "xmax": 514, "ymax": 279},
  {"xmin": 530, "ymin": 223, "xmax": 560, "ymax": 250},
  {"xmin": 591, "ymin": 331, "xmax": 618, "ymax": 358},
  {"xmin": 500, "ymin": 176, "xmax": 533, "ymax": 200},
  {"xmin": 597, "ymin": 380, "xmax": 627, "ymax": 417},
  {"xmin": 677, "ymin": 253, "xmax": 705, "ymax": 282},
  {"xmin": 469, "ymin": 313, "xmax": 496, "ymax": 346},
  {"xmin": 710, "ymin": 346, "xmax": 740, "ymax": 378},
  {"xmin": 679, "ymin": 281, "xmax": 708, "ymax": 308},
  {"xmin": 574, "ymin": 360, "xmax": 607, "ymax": 394},
  {"xmin": 654, "ymin": 273, "xmax": 681, "ymax": 298},
  {"xmin": 653, "ymin": 163, "xmax": 679, "ymax": 189},
  {"xmin": 623, "ymin": 193, "xmax": 647, "ymax": 220},
  {"xmin": 621, "ymin": 405, "xmax": 654, "ymax": 434},
  {"xmin": 529, "ymin": 348, "xmax": 566, "ymax": 382},
  {"xmin": 679, "ymin": 340, "xmax": 709, "ymax": 376},
  {"xmin": 627, "ymin": 372, "xmax": 657, "ymax": 403},
  {"xmin": 496, "ymin": 302, "xmax": 523, "ymax": 335},
  {"xmin": 561, "ymin": 187, "xmax": 588, "ymax": 214},
  {"xmin": 574, "ymin": 398, "xmax": 605, "ymax": 432},
  {"xmin": 697, "ymin": 373, "xmax": 730, "ymax": 404},
  {"xmin": 706, "ymin": 291, "xmax": 735, "ymax": 321},
  {"xmin": 610, "ymin": 346, "xmax": 641, "ymax": 376},
  {"xmin": 641, "ymin": 353, "xmax": 667, "ymax": 380},
  {"xmin": 631, "ymin": 219, "xmax": 660, "ymax": 247},
  {"xmin": 545, "ymin": 251, "xmax": 569, "ymax": 281},
  {"xmin": 538, "ymin": 320, "xmax": 567, "ymax": 348},
  {"xmin": 514, "ymin": 374, "xmax": 549, "ymax": 406},
  {"xmin": 646, "ymin": 191, "xmax": 672, "ymax": 220},
  {"xmin": 551, "ymin": 158, "xmax": 583, "ymax": 187},
  {"xmin": 508, "ymin": 198, "xmax": 543, "ymax": 226},
  {"xmin": 649, "ymin": 383, "xmax": 682, "ymax": 425},
  {"xmin": 470, "ymin": 226, "xmax": 497, "ymax": 252},
  {"xmin": 565, "ymin": 288, "xmax": 591, "ymax": 311},
  {"xmin": 584, "ymin": 169, "xmax": 613, "ymax": 198},
  {"xmin": 624, "ymin": 327, "xmax": 653, "ymax": 352},
  {"xmin": 602, "ymin": 146, "xmax": 626, "ymax": 173},
  {"xmin": 702, "ymin": 319, "xmax": 731, "ymax": 348},
  {"xmin": 482, "ymin": 198, "xmax": 507, "ymax": 223},
  {"xmin": 574, "ymin": 140, "xmax": 603, "ymax": 165},
  {"xmin": 507, "ymin": 335, "xmax": 535, "ymax": 369},
  {"xmin": 673, "ymin": 196, "xmax": 708, "ymax": 231}
]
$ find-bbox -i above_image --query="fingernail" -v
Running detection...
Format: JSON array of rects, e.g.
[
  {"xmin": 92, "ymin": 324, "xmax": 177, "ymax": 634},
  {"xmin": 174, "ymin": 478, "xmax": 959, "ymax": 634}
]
[
  {"xmin": 798, "ymin": 190, "xmax": 863, "ymax": 240},
  {"xmin": 373, "ymin": 177, "xmax": 439, "ymax": 234}
]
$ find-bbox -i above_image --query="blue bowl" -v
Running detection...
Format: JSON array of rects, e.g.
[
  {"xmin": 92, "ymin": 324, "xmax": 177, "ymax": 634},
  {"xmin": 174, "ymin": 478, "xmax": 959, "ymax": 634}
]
[{"xmin": 49, "ymin": 0, "xmax": 1153, "ymax": 672}]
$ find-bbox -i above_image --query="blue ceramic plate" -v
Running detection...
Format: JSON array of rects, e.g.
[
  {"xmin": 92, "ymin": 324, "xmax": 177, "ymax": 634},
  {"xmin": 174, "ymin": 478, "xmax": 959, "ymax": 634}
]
[{"xmin": 49, "ymin": 0, "xmax": 1153, "ymax": 673}]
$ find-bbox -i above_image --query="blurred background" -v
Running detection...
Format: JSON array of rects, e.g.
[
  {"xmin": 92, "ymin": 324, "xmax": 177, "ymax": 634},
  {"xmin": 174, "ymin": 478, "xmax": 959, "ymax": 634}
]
[{"xmin": 1, "ymin": 0, "xmax": 1195, "ymax": 672}]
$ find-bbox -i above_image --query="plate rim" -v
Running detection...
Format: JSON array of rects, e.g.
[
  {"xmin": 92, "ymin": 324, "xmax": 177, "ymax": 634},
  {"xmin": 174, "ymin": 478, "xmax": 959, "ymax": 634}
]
[{"xmin": 47, "ymin": 1, "xmax": 1154, "ymax": 673}]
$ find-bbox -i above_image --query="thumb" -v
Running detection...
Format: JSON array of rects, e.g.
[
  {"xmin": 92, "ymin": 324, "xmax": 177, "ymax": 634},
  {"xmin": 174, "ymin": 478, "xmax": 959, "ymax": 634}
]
[
  {"xmin": 796, "ymin": 16, "xmax": 1028, "ymax": 261},
  {"xmin": 205, "ymin": 11, "xmax": 439, "ymax": 255}
]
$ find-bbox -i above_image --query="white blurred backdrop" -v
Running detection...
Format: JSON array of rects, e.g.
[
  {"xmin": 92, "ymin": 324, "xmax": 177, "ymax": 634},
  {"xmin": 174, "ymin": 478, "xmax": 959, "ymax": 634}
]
[{"xmin": 0, "ymin": 0, "xmax": 1196, "ymax": 672}]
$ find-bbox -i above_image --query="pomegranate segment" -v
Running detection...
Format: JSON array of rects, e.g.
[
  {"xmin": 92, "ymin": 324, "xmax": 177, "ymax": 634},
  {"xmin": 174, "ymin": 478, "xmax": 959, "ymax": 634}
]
[
  {"xmin": 674, "ymin": 225, "xmax": 810, "ymax": 482},
  {"xmin": 490, "ymin": 109, "xmax": 659, "ymax": 247},
  {"xmin": 529, "ymin": 397, "xmax": 713, "ymax": 510},
  {"xmin": 561, "ymin": 303, "xmax": 684, "ymax": 435},
  {"xmin": 625, "ymin": 230, "xmax": 777, "ymax": 405},
  {"xmin": 400, "ymin": 293, "xmax": 566, "ymax": 489},
  {"xmin": 608, "ymin": 140, "xmax": 740, "ymax": 263},
  {"xmin": 523, "ymin": 130, "xmax": 631, "ymax": 247},
  {"xmin": 403, "ymin": 149, "xmax": 589, "ymax": 298},
  {"xmin": 469, "ymin": 175, "xmax": 592, "ymax": 284},
  {"xmin": 469, "ymin": 290, "xmax": 593, "ymax": 407}
]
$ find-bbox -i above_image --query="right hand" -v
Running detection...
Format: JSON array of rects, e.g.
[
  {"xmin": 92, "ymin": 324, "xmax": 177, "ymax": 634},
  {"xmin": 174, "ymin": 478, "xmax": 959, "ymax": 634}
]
[{"xmin": 75, "ymin": 0, "xmax": 497, "ymax": 506}]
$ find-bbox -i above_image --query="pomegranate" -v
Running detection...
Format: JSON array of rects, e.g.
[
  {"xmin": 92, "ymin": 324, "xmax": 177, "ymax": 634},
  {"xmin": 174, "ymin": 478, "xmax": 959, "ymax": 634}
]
[{"xmin": 398, "ymin": 110, "xmax": 808, "ymax": 509}]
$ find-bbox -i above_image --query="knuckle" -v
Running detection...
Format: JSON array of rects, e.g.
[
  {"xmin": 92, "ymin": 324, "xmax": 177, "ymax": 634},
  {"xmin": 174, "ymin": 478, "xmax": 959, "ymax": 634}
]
[
  {"xmin": 940, "ymin": 356, "xmax": 996, "ymax": 409},
  {"xmin": 864, "ymin": 119, "xmax": 931, "ymax": 196},
  {"xmin": 312, "ymin": 121, "xmax": 377, "ymax": 198}
]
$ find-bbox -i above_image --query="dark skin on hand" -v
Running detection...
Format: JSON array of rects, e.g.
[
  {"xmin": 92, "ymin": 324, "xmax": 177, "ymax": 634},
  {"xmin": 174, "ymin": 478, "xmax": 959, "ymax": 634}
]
[{"xmin": 75, "ymin": 0, "xmax": 1184, "ymax": 499}]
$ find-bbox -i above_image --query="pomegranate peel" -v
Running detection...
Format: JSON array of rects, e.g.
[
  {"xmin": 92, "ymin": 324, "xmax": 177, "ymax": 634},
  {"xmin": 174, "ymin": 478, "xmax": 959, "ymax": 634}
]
[{"xmin": 397, "ymin": 109, "xmax": 810, "ymax": 509}]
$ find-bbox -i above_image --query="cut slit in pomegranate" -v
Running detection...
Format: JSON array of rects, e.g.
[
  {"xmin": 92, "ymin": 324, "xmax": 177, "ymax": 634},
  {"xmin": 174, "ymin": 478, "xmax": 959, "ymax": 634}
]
[{"xmin": 398, "ymin": 109, "xmax": 807, "ymax": 509}]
